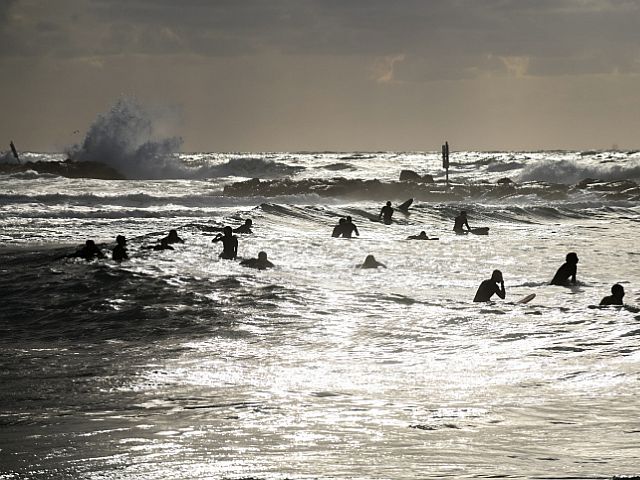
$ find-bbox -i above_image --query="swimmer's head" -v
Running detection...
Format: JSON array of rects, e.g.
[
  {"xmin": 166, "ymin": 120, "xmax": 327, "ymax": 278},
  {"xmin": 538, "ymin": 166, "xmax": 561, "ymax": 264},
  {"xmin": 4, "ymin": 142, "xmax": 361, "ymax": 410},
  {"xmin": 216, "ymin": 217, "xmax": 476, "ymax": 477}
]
[
  {"xmin": 386, "ymin": 201, "xmax": 391, "ymax": 207},
  {"xmin": 611, "ymin": 283, "xmax": 625, "ymax": 298},
  {"xmin": 339, "ymin": 218, "xmax": 346, "ymax": 224},
  {"xmin": 223, "ymin": 226, "xmax": 233, "ymax": 235},
  {"xmin": 116, "ymin": 235, "xmax": 126, "ymax": 245},
  {"xmin": 245, "ymin": 219, "xmax": 252, "ymax": 226},
  {"xmin": 258, "ymin": 251, "xmax": 268, "ymax": 261},
  {"xmin": 566, "ymin": 252, "xmax": 579, "ymax": 264},
  {"xmin": 491, "ymin": 269, "xmax": 503, "ymax": 283}
]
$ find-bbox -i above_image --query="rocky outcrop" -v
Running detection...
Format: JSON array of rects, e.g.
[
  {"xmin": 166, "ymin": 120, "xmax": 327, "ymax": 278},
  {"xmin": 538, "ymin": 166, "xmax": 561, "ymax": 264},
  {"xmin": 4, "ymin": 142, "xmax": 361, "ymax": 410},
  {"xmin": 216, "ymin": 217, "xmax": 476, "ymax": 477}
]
[{"xmin": 0, "ymin": 160, "xmax": 126, "ymax": 180}]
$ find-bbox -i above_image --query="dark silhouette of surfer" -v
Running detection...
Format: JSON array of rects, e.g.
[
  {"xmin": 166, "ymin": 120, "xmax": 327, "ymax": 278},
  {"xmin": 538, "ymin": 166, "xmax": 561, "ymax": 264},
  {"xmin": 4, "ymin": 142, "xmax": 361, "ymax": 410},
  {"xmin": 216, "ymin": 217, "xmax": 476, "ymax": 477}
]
[
  {"xmin": 342, "ymin": 216, "xmax": 359, "ymax": 238},
  {"xmin": 69, "ymin": 240, "xmax": 105, "ymax": 261},
  {"xmin": 206, "ymin": 219, "xmax": 253, "ymax": 234},
  {"xmin": 112, "ymin": 235, "xmax": 128, "ymax": 262},
  {"xmin": 240, "ymin": 251, "xmax": 274, "ymax": 270},
  {"xmin": 550, "ymin": 252, "xmax": 578, "ymax": 286},
  {"xmin": 600, "ymin": 284, "xmax": 624, "ymax": 306},
  {"xmin": 143, "ymin": 238, "xmax": 174, "ymax": 251},
  {"xmin": 453, "ymin": 211, "xmax": 471, "ymax": 233},
  {"xmin": 212, "ymin": 226, "xmax": 238, "ymax": 259},
  {"xmin": 407, "ymin": 231, "xmax": 437, "ymax": 240},
  {"xmin": 379, "ymin": 201, "xmax": 394, "ymax": 224},
  {"xmin": 162, "ymin": 229, "xmax": 184, "ymax": 244},
  {"xmin": 473, "ymin": 270, "xmax": 506, "ymax": 302},
  {"xmin": 332, "ymin": 218, "xmax": 347, "ymax": 237},
  {"xmin": 358, "ymin": 254, "xmax": 386, "ymax": 269},
  {"xmin": 234, "ymin": 219, "xmax": 253, "ymax": 234}
]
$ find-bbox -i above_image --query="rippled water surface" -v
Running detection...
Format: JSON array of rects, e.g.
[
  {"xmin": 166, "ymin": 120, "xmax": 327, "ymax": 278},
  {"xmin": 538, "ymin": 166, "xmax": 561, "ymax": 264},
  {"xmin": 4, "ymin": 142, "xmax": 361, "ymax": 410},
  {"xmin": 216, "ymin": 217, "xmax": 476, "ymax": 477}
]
[{"xmin": 1, "ymin": 151, "xmax": 639, "ymax": 479}]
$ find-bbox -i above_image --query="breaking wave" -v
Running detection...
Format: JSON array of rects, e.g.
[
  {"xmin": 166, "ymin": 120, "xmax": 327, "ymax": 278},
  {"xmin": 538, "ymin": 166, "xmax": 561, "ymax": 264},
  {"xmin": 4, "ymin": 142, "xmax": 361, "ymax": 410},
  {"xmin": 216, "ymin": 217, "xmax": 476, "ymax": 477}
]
[
  {"xmin": 67, "ymin": 99, "xmax": 302, "ymax": 180},
  {"xmin": 518, "ymin": 159, "xmax": 640, "ymax": 184}
]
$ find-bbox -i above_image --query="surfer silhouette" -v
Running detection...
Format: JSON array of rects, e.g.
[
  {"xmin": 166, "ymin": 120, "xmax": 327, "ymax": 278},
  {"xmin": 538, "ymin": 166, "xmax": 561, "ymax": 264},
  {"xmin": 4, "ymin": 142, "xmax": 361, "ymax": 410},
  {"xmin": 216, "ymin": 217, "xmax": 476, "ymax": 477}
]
[
  {"xmin": 69, "ymin": 239, "xmax": 105, "ymax": 261},
  {"xmin": 162, "ymin": 229, "xmax": 184, "ymax": 244},
  {"xmin": 407, "ymin": 231, "xmax": 432, "ymax": 240},
  {"xmin": 600, "ymin": 284, "xmax": 624, "ymax": 306},
  {"xmin": 234, "ymin": 219, "xmax": 253, "ymax": 234},
  {"xmin": 332, "ymin": 218, "xmax": 347, "ymax": 237},
  {"xmin": 550, "ymin": 252, "xmax": 579, "ymax": 286},
  {"xmin": 343, "ymin": 216, "xmax": 359, "ymax": 238},
  {"xmin": 358, "ymin": 254, "xmax": 386, "ymax": 269},
  {"xmin": 453, "ymin": 210, "xmax": 471, "ymax": 233},
  {"xmin": 213, "ymin": 226, "xmax": 238, "ymax": 260},
  {"xmin": 112, "ymin": 235, "xmax": 128, "ymax": 262},
  {"xmin": 240, "ymin": 251, "xmax": 274, "ymax": 270},
  {"xmin": 473, "ymin": 270, "xmax": 506, "ymax": 302},
  {"xmin": 379, "ymin": 201, "xmax": 394, "ymax": 224}
]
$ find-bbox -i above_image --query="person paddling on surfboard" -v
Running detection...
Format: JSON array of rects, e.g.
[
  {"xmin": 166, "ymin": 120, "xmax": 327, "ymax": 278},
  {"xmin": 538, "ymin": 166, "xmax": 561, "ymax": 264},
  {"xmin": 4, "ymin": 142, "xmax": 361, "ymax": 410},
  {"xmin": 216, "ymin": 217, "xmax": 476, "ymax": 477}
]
[
  {"xmin": 453, "ymin": 210, "xmax": 471, "ymax": 234},
  {"xmin": 379, "ymin": 201, "xmax": 394, "ymax": 225},
  {"xmin": 473, "ymin": 270, "xmax": 506, "ymax": 302},
  {"xmin": 550, "ymin": 252, "xmax": 579, "ymax": 286},
  {"xmin": 600, "ymin": 284, "xmax": 624, "ymax": 306},
  {"xmin": 358, "ymin": 254, "xmax": 387, "ymax": 269},
  {"xmin": 407, "ymin": 231, "xmax": 437, "ymax": 240}
]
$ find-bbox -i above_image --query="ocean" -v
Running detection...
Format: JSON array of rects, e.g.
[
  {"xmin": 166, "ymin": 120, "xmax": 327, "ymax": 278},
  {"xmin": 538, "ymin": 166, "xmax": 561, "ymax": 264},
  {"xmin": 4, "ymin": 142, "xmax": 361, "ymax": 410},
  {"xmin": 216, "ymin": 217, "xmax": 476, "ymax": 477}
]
[{"xmin": 1, "ymin": 148, "xmax": 639, "ymax": 479}]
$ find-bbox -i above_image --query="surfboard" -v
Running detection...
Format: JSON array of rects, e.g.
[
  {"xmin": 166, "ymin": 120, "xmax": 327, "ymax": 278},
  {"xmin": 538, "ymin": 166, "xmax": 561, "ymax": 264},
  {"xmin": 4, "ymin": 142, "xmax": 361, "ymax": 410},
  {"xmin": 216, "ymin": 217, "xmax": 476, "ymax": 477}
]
[
  {"xmin": 516, "ymin": 293, "xmax": 536, "ymax": 304},
  {"xmin": 469, "ymin": 227, "xmax": 489, "ymax": 235},
  {"xmin": 397, "ymin": 198, "xmax": 413, "ymax": 212}
]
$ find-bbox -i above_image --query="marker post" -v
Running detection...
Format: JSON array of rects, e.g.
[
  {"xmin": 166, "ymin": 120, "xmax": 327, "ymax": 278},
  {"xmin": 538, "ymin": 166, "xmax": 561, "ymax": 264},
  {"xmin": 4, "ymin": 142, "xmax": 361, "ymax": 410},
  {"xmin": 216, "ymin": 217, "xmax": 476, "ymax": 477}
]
[{"xmin": 442, "ymin": 141, "xmax": 450, "ymax": 187}]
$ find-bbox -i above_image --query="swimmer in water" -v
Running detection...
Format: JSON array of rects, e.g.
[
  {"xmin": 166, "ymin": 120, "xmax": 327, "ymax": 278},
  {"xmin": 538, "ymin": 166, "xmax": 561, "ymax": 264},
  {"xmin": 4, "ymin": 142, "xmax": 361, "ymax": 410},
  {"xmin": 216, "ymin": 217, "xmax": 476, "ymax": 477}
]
[
  {"xmin": 379, "ymin": 201, "xmax": 394, "ymax": 225},
  {"xmin": 599, "ymin": 284, "xmax": 625, "ymax": 306},
  {"xmin": 343, "ymin": 216, "xmax": 359, "ymax": 238},
  {"xmin": 240, "ymin": 251, "xmax": 274, "ymax": 270},
  {"xmin": 550, "ymin": 252, "xmax": 579, "ymax": 286},
  {"xmin": 143, "ymin": 237, "xmax": 174, "ymax": 251},
  {"xmin": 332, "ymin": 218, "xmax": 347, "ymax": 237},
  {"xmin": 358, "ymin": 254, "xmax": 387, "ymax": 269},
  {"xmin": 453, "ymin": 210, "xmax": 471, "ymax": 234},
  {"xmin": 234, "ymin": 219, "xmax": 253, "ymax": 234},
  {"xmin": 162, "ymin": 229, "xmax": 184, "ymax": 244},
  {"xmin": 212, "ymin": 226, "xmax": 238, "ymax": 260},
  {"xmin": 112, "ymin": 235, "xmax": 128, "ymax": 262},
  {"xmin": 473, "ymin": 269, "xmax": 506, "ymax": 302},
  {"xmin": 69, "ymin": 239, "xmax": 105, "ymax": 261}
]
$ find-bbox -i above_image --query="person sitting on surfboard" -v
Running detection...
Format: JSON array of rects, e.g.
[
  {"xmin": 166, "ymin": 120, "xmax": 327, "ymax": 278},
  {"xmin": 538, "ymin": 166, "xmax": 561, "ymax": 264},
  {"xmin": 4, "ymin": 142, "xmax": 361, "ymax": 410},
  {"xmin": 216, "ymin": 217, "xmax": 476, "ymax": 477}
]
[
  {"xmin": 453, "ymin": 211, "xmax": 471, "ymax": 233},
  {"xmin": 550, "ymin": 252, "xmax": 579, "ymax": 286},
  {"xmin": 379, "ymin": 201, "xmax": 394, "ymax": 225},
  {"xmin": 600, "ymin": 284, "xmax": 625, "ymax": 306},
  {"xmin": 112, "ymin": 235, "xmax": 128, "ymax": 262},
  {"xmin": 407, "ymin": 231, "xmax": 436, "ymax": 240},
  {"xmin": 212, "ymin": 226, "xmax": 238, "ymax": 260},
  {"xmin": 473, "ymin": 270, "xmax": 506, "ymax": 302},
  {"xmin": 358, "ymin": 254, "xmax": 386, "ymax": 269},
  {"xmin": 240, "ymin": 251, "xmax": 274, "ymax": 270}
]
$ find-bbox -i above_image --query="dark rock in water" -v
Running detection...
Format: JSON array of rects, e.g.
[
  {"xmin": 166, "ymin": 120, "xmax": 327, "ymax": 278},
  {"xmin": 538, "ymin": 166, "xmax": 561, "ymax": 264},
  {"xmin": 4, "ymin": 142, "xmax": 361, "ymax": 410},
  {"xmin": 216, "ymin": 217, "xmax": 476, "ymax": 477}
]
[
  {"xmin": 399, "ymin": 170, "xmax": 434, "ymax": 183},
  {"xmin": 0, "ymin": 159, "xmax": 125, "ymax": 180},
  {"xmin": 497, "ymin": 177, "xmax": 514, "ymax": 184}
]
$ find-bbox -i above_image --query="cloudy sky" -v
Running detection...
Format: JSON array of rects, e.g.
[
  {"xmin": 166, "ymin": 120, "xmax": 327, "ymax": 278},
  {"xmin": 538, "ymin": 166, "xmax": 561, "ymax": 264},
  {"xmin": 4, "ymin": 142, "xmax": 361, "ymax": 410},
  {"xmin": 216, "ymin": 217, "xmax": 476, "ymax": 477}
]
[{"xmin": 1, "ymin": 0, "xmax": 639, "ymax": 152}]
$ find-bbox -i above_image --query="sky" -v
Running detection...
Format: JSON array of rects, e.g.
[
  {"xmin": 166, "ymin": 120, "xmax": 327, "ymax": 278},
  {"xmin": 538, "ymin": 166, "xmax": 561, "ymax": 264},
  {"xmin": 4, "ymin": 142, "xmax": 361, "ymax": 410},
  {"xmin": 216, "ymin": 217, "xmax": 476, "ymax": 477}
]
[{"xmin": 1, "ymin": 0, "xmax": 640, "ymax": 152}]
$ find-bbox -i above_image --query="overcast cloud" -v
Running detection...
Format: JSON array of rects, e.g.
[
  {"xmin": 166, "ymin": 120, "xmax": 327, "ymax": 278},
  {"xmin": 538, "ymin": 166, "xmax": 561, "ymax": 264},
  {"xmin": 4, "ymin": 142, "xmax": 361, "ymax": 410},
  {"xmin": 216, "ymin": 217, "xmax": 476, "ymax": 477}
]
[{"xmin": 2, "ymin": 0, "xmax": 640, "ymax": 151}]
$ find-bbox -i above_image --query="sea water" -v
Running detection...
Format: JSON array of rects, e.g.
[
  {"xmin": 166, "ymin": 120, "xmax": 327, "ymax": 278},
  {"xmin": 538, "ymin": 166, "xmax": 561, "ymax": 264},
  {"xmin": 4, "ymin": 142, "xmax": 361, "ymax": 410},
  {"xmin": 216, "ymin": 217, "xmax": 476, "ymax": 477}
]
[{"xmin": 1, "ymin": 150, "xmax": 639, "ymax": 479}]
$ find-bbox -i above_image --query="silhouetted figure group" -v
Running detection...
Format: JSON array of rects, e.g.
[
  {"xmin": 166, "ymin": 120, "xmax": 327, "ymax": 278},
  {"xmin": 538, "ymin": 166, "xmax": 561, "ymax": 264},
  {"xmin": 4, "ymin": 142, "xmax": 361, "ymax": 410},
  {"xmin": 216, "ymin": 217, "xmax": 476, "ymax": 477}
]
[{"xmin": 332, "ymin": 216, "xmax": 359, "ymax": 238}]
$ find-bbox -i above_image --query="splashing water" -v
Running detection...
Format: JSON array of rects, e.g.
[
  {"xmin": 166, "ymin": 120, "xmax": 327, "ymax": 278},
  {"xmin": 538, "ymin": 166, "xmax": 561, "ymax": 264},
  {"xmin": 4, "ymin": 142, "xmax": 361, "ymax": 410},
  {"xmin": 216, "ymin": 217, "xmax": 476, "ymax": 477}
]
[{"xmin": 68, "ymin": 98, "xmax": 185, "ymax": 179}]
